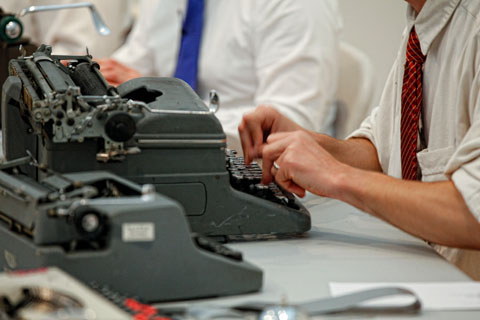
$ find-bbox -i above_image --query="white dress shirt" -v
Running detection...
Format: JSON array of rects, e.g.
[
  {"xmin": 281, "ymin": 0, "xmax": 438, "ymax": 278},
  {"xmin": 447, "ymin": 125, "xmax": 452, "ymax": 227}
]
[
  {"xmin": 2, "ymin": 0, "xmax": 133, "ymax": 57},
  {"xmin": 113, "ymin": 0, "xmax": 342, "ymax": 151},
  {"xmin": 350, "ymin": 0, "xmax": 480, "ymax": 264}
]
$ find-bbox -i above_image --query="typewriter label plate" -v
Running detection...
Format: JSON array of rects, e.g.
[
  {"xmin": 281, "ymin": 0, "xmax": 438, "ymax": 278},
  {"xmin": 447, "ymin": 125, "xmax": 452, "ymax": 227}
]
[{"xmin": 122, "ymin": 223, "xmax": 155, "ymax": 242}]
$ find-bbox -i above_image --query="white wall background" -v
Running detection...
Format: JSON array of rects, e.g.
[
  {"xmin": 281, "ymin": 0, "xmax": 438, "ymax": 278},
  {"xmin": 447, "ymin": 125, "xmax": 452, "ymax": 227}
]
[{"xmin": 338, "ymin": 0, "xmax": 408, "ymax": 105}]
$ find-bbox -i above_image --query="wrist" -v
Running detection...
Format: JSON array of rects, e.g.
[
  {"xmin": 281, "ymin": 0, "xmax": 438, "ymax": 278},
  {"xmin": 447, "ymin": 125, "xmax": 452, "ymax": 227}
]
[
  {"xmin": 329, "ymin": 163, "xmax": 370, "ymax": 205},
  {"xmin": 310, "ymin": 131, "xmax": 329, "ymax": 146},
  {"xmin": 328, "ymin": 162, "xmax": 354, "ymax": 201},
  {"xmin": 331, "ymin": 165, "xmax": 385, "ymax": 216}
]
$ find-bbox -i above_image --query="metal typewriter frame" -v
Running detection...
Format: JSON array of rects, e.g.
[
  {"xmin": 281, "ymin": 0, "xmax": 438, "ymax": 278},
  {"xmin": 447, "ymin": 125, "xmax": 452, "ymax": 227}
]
[
  {"xmin": 2, "ymin": 45, "xmax": 311, "ymax": 241},
  {"xmin": 0, "ymin": 156, "xmax": 262, "ymax": 302}
]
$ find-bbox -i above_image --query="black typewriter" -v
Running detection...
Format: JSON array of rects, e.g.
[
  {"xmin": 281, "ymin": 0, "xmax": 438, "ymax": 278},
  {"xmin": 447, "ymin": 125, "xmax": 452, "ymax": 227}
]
[{"xmin": 2, "ymin": 45, "xmax": 311, "ymax": 241}]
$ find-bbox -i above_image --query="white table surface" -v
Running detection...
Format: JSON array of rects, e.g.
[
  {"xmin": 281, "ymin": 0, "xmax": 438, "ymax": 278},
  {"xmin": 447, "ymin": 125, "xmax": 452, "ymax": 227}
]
[{"xmin": 157, "ymin": 196, "xmax": 479, "ymax": 319}]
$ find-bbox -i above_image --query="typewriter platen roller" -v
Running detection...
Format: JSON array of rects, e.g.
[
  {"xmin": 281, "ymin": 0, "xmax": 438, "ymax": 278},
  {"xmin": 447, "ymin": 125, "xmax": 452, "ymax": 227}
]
[{"xmin": 2, "ymin": 45, "xmax": 311, "ymax": 240}]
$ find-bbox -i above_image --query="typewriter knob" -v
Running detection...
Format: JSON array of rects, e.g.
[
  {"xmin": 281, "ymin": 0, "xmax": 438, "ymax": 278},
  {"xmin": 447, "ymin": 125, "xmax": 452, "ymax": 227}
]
[
  {"xmin": 5, "ymin": 21, "xmax": 21, "ymax": 39},
  {"xmin": 104, "ymin": 112, "xmax": 136, "ymax": 142},
  {"xmin": 81, "ymin": 213, "xmax": 100, "ymax": 233},
  {"xmin": 73, "ymin": 207, "xmax": 106, "ymax": 240},
  {"xmin": 208, "ymin": 90, "xmax": 220, "ymax": 113},
  {"xmin": 0, "ymin": 16, "xmax": 23, "ymax": 42}
]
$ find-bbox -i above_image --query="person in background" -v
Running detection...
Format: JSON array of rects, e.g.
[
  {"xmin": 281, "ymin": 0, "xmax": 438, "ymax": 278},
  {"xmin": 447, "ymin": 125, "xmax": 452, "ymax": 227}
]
[
  {"xmin": 2, "ymin": 0, "xmax": 133, "ymax": 57},
  {"xmin": 0, "ymin": 0, "xmax": 134, "ymax": 158},
  {"xmin": 238, "ymin": 0, "xmax": 480, "ymax": 279},
  {"xmin": 98, "ymin": 0, "xmax": 342, "ymax": 151}
]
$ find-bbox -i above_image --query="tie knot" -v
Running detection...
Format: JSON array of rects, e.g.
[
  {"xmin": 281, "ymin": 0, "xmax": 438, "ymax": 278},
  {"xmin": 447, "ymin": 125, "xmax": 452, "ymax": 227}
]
[{"xmin": 406, "ymin": 27, "xmax": 426, "ymax": 64}]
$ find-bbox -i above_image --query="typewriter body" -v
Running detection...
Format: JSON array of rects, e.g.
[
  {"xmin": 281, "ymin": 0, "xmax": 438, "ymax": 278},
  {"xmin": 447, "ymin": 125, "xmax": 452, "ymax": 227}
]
[
  {"xmin": 2, "ymin": 45, "xmax": 311, "ymax": 240},
  {"xmin": 0, "ymin": 157, "xmax": 262, "ymax": 302}
]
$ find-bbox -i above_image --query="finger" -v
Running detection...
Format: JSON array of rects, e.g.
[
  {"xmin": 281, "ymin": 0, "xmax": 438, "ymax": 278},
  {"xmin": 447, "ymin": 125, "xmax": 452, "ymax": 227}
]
[
  {"xmin": 128, "ymin": 69, "xmax": 141, "ymax": 79},
  {"xmin": 100, "ymin": 69, "xmax": 117, "ymax": 84},
  {"xmin": 268, "ymin": 166, "xmax": 277, "ymax": 178},
  {"xmin": 248, "ymin": 121, "xmax": 266, "ymax": 163},
  {"xmin": 239, "ymin": 113, "xmax": 264, "ymax": 164},
  {"xmin": 273, "ymin": 159, "xmax": 306, "ymax": 197},
  {"xmin": 109, "ymin": 80, "xmax": 121, "ymax": 87},
  {"xmin": 98, "ymin": 63, "xmax": 114, "ymax": 72},
  {"xmin": 282, "ymin": 180, "xmax": 306, "ymax": 198},
  {"xmin": 266, "ymin": 131, "xmax": 292, "ymax": 144},
  {"xmin": 261, "ymin": 137, "xmax": 291, "ymax": 184},
  {"xmin": 238, "ymin": 120, "xmax": 254, "ymax": 164},
  {"xmin": 96, "ymin": 59, "xmax": 115, "ymax": 70},
  {"xmin": 104, "ymin": 71, "xmax": 121, "ymax": 86},
  {"xmin": 270, "ymin": 164, "xmax": 278, "ymax": 179}
]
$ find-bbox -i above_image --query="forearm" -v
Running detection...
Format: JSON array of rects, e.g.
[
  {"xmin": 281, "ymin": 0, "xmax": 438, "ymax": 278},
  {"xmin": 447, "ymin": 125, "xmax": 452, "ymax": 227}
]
[
  {"xmin": 334, "ymin": 166, "xmax": 480, "ymax": 248},
  {"xmin": 308, "ymin": 132, "xmax": 382, "ymax": 172}
]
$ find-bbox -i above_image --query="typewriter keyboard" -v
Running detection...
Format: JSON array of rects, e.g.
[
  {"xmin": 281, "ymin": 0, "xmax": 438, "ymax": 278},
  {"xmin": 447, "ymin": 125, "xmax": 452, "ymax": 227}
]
[{"xmin": 225, "ymin": 149, "xmax": 300, "ymax": 209}]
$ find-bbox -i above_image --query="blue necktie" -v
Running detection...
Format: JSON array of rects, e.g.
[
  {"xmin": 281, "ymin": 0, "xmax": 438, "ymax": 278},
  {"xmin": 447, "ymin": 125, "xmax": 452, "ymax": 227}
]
[{"xmin": 174, "ymin": 0, "xmax": 204, "ymax": 91}]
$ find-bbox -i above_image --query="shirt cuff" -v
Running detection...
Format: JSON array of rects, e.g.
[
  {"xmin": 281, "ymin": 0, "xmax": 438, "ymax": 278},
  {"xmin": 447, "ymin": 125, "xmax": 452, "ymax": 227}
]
[
  {"xmin": 346, "ymin": 127, "xmax": 375, "ymax": 143},
  {"xmin": 451, "ymin": 167, "xmax": 480, "ymax": 221}
]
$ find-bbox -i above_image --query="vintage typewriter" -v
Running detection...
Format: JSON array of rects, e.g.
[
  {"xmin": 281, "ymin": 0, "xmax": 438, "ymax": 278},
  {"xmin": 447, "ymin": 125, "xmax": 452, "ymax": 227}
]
[
  {"xmin": 2, "ymin": 45, "xmax": 311, "ymax": 241},
  {"xmin": 0, "ymin": 155, "xmax": 262, "ymax": 302}
]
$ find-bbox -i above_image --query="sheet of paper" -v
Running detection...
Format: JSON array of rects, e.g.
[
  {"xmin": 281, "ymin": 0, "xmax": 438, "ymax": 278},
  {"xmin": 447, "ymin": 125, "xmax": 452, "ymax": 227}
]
[{"xmin": 329, "ymin": 282, "xmax": 480, "ymax": 310}]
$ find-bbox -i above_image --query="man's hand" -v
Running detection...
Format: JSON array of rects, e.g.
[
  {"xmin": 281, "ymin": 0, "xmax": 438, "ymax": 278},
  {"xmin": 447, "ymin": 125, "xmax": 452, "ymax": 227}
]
[
  {"xmin": 238, "ymin": 109, "xmax": 480, "ymax": 249},
  {"xmin": 261, "ymin": 130, "xmax": 347, "ymax": 199},
  {"xmin": 238, "ymin": 105, "xmax": 304, "ymax": 164},
  {"xmin": 261, "ymin": 130, "xmax": 480, "ymax": 248},
  {"xmin": 96, "ymin": 58, "xmax": 141, "ymax": 86}
]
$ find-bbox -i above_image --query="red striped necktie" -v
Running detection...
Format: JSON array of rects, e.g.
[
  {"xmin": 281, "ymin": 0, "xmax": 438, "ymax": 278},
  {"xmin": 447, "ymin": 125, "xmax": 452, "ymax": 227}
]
[{"xmin": 401, "ymin": 27, "xmax": 426, "ymax": 180}]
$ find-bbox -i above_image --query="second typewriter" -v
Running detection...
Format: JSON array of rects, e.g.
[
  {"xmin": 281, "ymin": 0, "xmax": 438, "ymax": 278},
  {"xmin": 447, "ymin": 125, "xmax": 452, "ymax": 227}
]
[{"xmin": 2, "ymin": 45, "xmax": 311, "ymax": 240}]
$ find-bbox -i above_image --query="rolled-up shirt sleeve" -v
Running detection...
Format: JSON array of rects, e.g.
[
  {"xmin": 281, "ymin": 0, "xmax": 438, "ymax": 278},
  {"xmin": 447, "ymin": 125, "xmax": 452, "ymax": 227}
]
[
  {"xmin": 347, "ymin": 59, "xmax": 402, "ymax": 175},
  {"xmin": 347, "ymin": 106, "xmax": 379, "ymax": 146},
  {"xmin": 445, "ymin": 72, "xmax": 480, "ymax": 219}
]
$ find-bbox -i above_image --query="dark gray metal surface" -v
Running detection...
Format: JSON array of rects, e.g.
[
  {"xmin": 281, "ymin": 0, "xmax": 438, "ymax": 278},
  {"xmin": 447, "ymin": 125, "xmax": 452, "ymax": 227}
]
[
  {"xmin": 2, "ymin": 47, "xmax": 311, "ymax": 239},
  {"xmin": 0, "ymin": 169, "xmax": 263, "ymax": 302}
]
